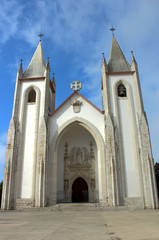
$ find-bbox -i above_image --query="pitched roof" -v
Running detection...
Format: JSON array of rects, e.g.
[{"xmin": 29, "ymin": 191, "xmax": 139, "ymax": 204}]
[
  {"xmin": 108, "ymin": 35, "xmax": 130, "ymax": 72},
  {"xmin": 50, "ymin": 91, "xmax": 104, "ymax": 116},
  {"xmin": 23, "ymin": 41, "xmax": 46, "ymax": 78}
]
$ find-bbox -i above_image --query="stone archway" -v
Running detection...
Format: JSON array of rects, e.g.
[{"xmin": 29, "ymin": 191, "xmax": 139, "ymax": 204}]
[
  {"xmin": 72, "ymin": 177, "xmax": 88, "ymax": 202},
  {"xmin": 56, "ymin": 123, "xmax": 97, "ymax": 203},
  {"xmin": 49, "ymin": 117, "xmax": 106, "ymax": 205}
]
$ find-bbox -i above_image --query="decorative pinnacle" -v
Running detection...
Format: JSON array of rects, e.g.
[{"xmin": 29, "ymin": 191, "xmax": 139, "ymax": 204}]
[
  {"xmin": 52, "ymin": 72, "xmax": 55, "ymax": 84},
  {"xmin": 38, "ymin": 32, "xmax": 44, "ymax": 41},
  {"xmin": 110, "ymin": 26, "xmax": 116, "ymax": 35},
  {"xmin": 46, "ymin": 57, "xmax": 50, "ymax": 69},
  {"xmin": 101, "ymin": 53, "xmax": 107, "ymax": 70},
  {"xmin": 131, "ymin": 51, "xmax": 135, "ymax": 61},
  {"xmin": 19, "ymin": 59, "xmax": 23, "ymax": 71},
  {"xmin": 102, "ymin": 53, "xmax": 106, "ymax": 63},
  {"xmin": 131, "ymin": 50, "xmax": 137, "ymax": 66}
]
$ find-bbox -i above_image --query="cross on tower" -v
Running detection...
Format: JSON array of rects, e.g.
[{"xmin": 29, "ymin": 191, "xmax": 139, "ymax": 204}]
[
  {"xmin": 110, "ymin": 26, "xmax": 116, "ymax": 35},
  {"xmin": 38, "ymin": 32, "xmax": 44, "ymax": 41},
  {"xmin": 70, "ymin": 81, "xmax": 82, "ymax": 91}
]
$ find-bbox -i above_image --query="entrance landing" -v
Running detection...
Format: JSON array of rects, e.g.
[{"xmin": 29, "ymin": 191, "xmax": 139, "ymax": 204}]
[{"xmin": 0, "ymin": 208, "xmax": 159, "ymax": 240}]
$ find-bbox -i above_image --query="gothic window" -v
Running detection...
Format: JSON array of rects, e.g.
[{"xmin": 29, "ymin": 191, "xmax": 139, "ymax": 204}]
[
  {"xmin": 117, "ymin": 84, "xmax": 127, "ymax": 97},
  {"xmin": 28, "ymin": 89, "xmax": 36, "ymax": 103}
]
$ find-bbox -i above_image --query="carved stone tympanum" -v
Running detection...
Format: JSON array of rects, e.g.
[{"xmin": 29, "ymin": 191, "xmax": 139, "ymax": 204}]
[{"xmin": 63, "ymin": 142, "xmax": 96, "ymax": 203}]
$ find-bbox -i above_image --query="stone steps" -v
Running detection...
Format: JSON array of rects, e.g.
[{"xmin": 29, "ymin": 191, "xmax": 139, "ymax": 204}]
[
  {"xmin": 50, "ymin": 203, "xmax": 128, "ymax": 212},
  {"xmin": 22, "ymin": 203, "xmax": 128, "ymax": 212}
]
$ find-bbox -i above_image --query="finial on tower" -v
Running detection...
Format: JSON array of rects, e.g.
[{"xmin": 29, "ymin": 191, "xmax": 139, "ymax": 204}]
[
  {"xmin": 131, "ymin": 50, "xmax": 135, "ymax": 61},
  {"xmin": 46, "ymin": 56, "xmax": 50, "ymax": 69},
  {"xmin": 38, "ymin": 32, "xmax": 44, "ymax": 41},
  {"xmin": 102, "ymin": 52, "xmax": 107, "ymax": 68},
  {"xmin": 130, "ymin": 50, "xmax": 137, "ymax": 70},
  {"xmin": 52, "ymin": 72, "xmax": 55, "ymax": 83},
  {"xmin": 109, "ymin": 25, "xmax": 116, "ymax": 35},
  {"xmin": 19, "ymin": 59, "xmax": 23, "ymax": 71}
]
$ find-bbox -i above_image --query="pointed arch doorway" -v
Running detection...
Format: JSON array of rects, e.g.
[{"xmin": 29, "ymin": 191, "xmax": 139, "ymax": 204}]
[{"xmin": 72, "ymin": 177, "xmax": 88, "ymax": 202}]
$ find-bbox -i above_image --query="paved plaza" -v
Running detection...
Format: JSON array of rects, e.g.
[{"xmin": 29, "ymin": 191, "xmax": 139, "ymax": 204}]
[{"xmin": 0, "ymin": 207, "xmax": 159, "ymax": 240}]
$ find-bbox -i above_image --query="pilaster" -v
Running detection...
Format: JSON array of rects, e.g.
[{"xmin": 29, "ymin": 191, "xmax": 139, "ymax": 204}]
[
  {"xmin": 101, "ymin": 54, "xmax": 111, "ymax": 114},
  {"xmin": 105, "ymin": 113, "xmax": 119, "ymax": 206},
  {"xmin": 1, "ymin": 118, "xmax": 18, "ymax": 210},
  {"xmin": 35, "ymin": 116, "xmax": 48, "ymax": 207},
  {"xmin": 131, "ymin": 52, "xmax": 144, "ymax": 113},
  {"xmin": 138, "ymin": 112, "xmax": 158, "ymax": 208}
]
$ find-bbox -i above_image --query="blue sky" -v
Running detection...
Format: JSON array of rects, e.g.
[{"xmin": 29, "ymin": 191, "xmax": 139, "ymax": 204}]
[{"xmin": 0, "ymin": 0, "xmax": 159, "ymax": 181}]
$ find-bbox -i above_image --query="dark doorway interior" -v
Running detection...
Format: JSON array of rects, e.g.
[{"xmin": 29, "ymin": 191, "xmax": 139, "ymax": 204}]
[{"xmin": 72, "ymin": 177, "xmax": 88, "ymax": 202}]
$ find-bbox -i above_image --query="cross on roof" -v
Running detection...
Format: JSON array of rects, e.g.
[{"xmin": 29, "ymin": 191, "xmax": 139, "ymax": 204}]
[
  {"xmin": 70, "ymin": 81, "xmax": 82, "ymax": 91},
  {"xmin": 38, "ymin": 32, "xmax": 44, "ymax": 41},
  {"xmin": 110, "ymin": 26, "xmax": 116, "ymax": 35}
]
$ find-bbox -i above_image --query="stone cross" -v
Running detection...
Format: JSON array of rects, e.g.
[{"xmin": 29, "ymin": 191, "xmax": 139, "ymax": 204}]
[{"xmin": 70, "ymin": 81, "xmax": 82, "ymax": 91}]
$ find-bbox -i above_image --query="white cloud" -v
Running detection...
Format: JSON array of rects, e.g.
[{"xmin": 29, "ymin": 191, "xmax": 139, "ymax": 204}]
[
  {"xmin": 0, "ymin": 0, "xmax": 23, "ymax": 44},
  {"xmin": 0, "ymin": 0, "xmax": 159, "ymax": 164},
  {"xmin": 119, "ymin": 1, "xmax": 159, "ymax": 46}
]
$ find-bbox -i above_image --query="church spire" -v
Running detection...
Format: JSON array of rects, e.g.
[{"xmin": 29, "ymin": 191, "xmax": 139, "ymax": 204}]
[
  {"xmin": 108, "ymin": 35, "xmax": 130, "ymax": 72},
  {"xmin": 23, "ymin": 41, "xmax": 46, "ymax": 78}
]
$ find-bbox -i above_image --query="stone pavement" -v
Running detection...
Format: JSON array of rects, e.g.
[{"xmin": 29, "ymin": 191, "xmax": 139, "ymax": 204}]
[{"xmin": 0, "ymin": 208, "xmax": 159, "ymax": 240}]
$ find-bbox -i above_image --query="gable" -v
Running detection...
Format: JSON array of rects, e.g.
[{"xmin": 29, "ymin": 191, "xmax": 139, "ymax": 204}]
[
  {"xmin": 49, "ymin": 92, "xmax": 105, "ymax": 142},
  {"xmin": 50, "ymin": 91, "xmax": 104, "ymax": 117}
]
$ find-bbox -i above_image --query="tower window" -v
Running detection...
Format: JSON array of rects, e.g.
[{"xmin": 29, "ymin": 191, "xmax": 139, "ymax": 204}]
[
  {"xmin": 28, "ymin": 89, "xmax": 36, "ymax": 103},
  {"xmin": 118, "ymin": 84, "xmax": 127, "ymax": 97}
]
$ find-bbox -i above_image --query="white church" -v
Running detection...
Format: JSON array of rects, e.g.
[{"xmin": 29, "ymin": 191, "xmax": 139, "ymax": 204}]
[{"xmin": 1, "ymin": 34, "xmax": 158, "ymax": 210}]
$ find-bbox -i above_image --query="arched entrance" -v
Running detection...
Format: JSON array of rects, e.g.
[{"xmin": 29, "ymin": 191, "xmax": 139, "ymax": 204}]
[
  {"xmin": 49, "ymin": 118, "xmax": 106, "ymax": 205},
  {"xmin": 72, "ymin": 177, "xmax": 88, "ymax": 202}
]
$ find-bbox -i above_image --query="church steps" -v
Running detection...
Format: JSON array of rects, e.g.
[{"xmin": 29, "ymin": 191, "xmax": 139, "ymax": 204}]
[{"xmin": 20, "ymin": 203, "xmax": 129, "ymax": 212}]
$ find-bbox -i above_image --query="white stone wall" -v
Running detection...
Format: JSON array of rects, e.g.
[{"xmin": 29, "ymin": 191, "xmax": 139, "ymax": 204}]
[
  {"xmin": 18, "ymin": 80, "xmax": 43, "ymax": 199},
  {"xmin": 21, "ymin": 104, "xmax": 36, "ymax": 198},
  {"xmin": 118, "ymin": 98, "xmax": 138, "ymax": 197},
  {"xmin": 109, "ymin": 74, "xmax": 140, "ymax": 198}
]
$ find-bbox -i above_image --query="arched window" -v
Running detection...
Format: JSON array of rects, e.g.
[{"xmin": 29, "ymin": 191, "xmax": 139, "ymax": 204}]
[
  {"xmin": 28, "ymin": 89, "xmax": 36, "ymax": 103},
  {"xmin": 117, "ymin": 84, "xmax": 127, "ymax": 97}
]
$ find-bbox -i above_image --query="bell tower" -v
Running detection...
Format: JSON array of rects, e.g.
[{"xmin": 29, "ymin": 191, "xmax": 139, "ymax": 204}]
[
  {"xmin": 1, "ymin": 40, "xmax": 56, "ymax": 210},
  {"xmin": 102, "ymin": 34, "xmax": 158, "ymax": 208}
]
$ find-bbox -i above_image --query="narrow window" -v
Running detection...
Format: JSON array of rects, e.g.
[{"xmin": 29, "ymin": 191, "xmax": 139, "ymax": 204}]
[
  {"xmin": 118, "ymin": 84, "xmax": 127, "ymax": 97},
  {"xmin": 28, "ymin": 89, "xmax": 36, "ymax": 103}
]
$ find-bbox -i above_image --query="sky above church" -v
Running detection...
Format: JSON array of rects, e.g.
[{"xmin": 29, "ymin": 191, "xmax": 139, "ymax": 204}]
[{"xmin": 0, "ymin": 0, "xmax": 159, "ymax": 181}]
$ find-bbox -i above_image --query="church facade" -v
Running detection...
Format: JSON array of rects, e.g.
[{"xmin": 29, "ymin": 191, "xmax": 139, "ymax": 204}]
[{"xmin": 1, "ymin": 35, "xmax": 158, "ymax": 210}]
